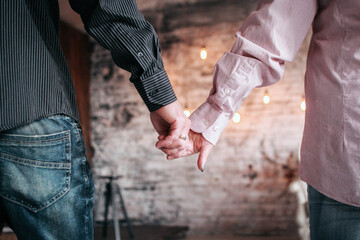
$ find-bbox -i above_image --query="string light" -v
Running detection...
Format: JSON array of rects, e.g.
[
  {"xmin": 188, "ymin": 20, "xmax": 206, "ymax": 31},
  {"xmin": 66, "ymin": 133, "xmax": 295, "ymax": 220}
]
[
  {"xmin": 232, "ymin": 112, "xmax": 241, "ymax": 123},
  {"xmin": 200, "ymin": 47, "xmax": 207, "ymax": 60},
  {"xmin": 300, "ymin": 96, "xmax": 306, "ymax": 112},
  {"xmin": 184, "ymin": 109, "xmax": 191, "ymax": 117},
  {"xmin": 263, "ymin": 90, "xmax": 270, "ymax": 104}
]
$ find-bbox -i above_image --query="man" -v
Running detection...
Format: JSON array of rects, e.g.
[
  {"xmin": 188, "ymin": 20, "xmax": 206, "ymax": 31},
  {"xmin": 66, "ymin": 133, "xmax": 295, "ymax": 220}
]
[
  {"xmin": 0, "ymin": 0, "xmax": 190, "ymax": 239},
  {"xmin": 159, "ymin": 0, "xmax": 360, "ymax": 239}
]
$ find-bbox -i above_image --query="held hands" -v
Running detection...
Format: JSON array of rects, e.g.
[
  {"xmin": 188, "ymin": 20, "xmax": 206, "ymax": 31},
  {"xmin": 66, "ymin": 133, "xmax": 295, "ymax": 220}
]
[
  {"xmin": 156, "ymin": 128, "xmax": 213, "ymax": 172},
  {"xmin": 150, "ymin": 100, "xmax": 192, "ymax": 152},
  {"xmin": 151, "ymin": 100, "xmax": 213, "ymax": 172}
]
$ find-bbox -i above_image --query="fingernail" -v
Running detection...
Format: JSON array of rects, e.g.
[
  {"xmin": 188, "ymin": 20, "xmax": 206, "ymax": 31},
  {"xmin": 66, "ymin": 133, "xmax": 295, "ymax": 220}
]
[{"xmin": 201, "ymin": 165, "xmax": 206, "ymax": 173}]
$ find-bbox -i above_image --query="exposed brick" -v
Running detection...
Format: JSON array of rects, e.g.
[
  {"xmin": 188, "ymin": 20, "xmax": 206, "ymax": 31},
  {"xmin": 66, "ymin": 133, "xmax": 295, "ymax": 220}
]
[{"xmin": 90, "ymin": 0, "xmax": 311, "ymax": 237}]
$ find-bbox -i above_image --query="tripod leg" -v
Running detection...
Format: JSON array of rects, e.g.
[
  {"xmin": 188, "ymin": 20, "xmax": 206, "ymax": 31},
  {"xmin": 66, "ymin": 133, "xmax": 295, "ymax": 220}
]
[
  {"xmin": 116, "ymin": 184, "xmax": 134, "ymax": 239},
  {"xmin": 111, "ymin": 183, "xmax": 121, "ymax": 240},
  {"xmin": 102, "ymin": 182, "xmax": 112, "ymax": 238},
  {"xmin": 94, "ymin": 182, "xmax": 105, "ymax": 225}
]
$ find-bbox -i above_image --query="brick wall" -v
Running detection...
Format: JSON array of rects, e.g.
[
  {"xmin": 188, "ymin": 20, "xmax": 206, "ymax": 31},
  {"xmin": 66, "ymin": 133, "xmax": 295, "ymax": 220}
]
[{"xmin": 90, "ymin": 0, "xmax": 310, "ymax": 236}]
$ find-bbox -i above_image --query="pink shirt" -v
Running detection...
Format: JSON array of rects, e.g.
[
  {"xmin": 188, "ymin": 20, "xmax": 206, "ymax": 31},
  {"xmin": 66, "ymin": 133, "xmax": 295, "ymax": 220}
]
[{"xmin": 190, "ymin": 0, "xmax": 360, "ymax": 207}]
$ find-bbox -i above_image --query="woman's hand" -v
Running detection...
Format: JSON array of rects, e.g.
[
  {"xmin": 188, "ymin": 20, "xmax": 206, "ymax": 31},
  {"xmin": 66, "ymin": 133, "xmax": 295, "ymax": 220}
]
[{"xmin": 156, "ymin": 130, "xmax": 213, "ymax": 172}]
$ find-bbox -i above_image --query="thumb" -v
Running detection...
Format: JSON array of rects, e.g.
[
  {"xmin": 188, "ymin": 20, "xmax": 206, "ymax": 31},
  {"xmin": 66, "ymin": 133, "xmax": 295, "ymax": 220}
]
[{"xmin": 197, "ymin": 144, "xmax": 213, "ymax": 172}]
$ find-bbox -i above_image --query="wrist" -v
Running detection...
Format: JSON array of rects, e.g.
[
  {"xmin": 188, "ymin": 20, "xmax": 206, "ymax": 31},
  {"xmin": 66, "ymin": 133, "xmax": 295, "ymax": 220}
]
[{"xmin": 155, "ymin": 101, "xmax": 187, "ymax": 124}]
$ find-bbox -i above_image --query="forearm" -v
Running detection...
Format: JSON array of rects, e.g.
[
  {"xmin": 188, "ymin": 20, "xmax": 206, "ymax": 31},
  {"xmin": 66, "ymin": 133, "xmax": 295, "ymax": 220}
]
[
  {"xmin": 191, "ymin": 0, "xmax": 317, "ymax": 145},
  {"xmin": 69, "ymin": 0, "xmax": 176, "ymax": 111}
]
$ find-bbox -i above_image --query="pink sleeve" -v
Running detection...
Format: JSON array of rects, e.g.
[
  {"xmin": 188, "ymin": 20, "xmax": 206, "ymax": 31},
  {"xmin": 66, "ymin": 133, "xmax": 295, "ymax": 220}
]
[{"xmin": 190, "ymin": 0, "xmax": 317, "ymax": 145}]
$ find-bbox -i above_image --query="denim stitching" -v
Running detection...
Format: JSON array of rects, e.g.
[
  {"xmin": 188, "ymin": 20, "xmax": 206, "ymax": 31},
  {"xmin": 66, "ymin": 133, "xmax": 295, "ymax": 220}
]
[
  {"xmin": 0, "ymin": 130, "xmax": 70, "ymax": 146},
  {"xmin": 0, "ymin": 137, "xmax": 68, "ymax": 144},
  {"xmin": 0, "ymin": 137, "xmax": 69, "ymax": 145},
  {"xmin": 0, "ymin": 187, "xmax": 71, "ymax": 213},
  {"xmin": 0, "ymin": 130, "xmax": 69, "ymax": 138},
  {"xmin": 0, "ymin": 153, "xmax": 71, "ymax": 169},
  {"xmin": 70, "ymin": 120, "xmax": 89, "ymax": 182},
  {"xmin": 0, "ymin": 129, "xmax": 72, "ymax": 212},
  {"xmin": 66, "ymin": 130, "xmax": 72, "ymax": 191},
  {"xmin": 82, "ymin": 159, "xmax": 89, "ymax": 182}
]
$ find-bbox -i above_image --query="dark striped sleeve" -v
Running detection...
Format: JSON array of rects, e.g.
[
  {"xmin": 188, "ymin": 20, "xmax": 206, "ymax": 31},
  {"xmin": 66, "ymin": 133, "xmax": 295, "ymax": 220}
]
[{"xmin": 68, "ymin": 0, "xmax": 177, "ymax": 112}]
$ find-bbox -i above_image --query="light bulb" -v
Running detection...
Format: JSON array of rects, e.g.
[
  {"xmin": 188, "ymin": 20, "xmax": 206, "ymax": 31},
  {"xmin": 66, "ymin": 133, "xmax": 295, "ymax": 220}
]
[
  {"xmin": 301, "ymin": 99, "xmax": 306, "ymax": 112},
  {"xmin": 263, "ymin": 91, "xmax": 270, "ymax": 104},
  {"xmin": 184, "ymin": 109, "xmax": 191, "ymax": 117},
  {"xmin": 232, "ymin": 112, "xmax": 241, "ymax": 123},
  {"xmin": 200, "ymin": 48, "xmax": 207, "ymax": 60}
]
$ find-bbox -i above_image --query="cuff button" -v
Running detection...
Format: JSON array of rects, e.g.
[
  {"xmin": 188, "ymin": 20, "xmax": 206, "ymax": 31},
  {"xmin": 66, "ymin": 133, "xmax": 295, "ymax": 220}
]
[
  {"xmin": 149, "ymin": 89, "xmax": 159, "ymax": 97},
  {"xmin": 203, "ymin": 119, "xmax": 209, "ymax": 126}
]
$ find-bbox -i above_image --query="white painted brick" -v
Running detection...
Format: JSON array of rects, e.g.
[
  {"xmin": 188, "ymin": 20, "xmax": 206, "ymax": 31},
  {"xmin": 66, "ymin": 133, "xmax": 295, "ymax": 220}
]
[{"xmin": 90, "ymin": 0, "xmax": 311, "ymax": 236}]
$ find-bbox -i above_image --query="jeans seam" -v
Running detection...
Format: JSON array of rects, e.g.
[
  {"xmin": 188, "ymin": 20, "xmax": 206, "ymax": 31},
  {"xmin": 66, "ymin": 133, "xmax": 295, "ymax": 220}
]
[
  {"xmin": 85, "ymin": 173, "xmax": 95, "ymax": 239},
  {"xmin": 0, "ymin": 153, "xmax": 71, "ymax": 169},
  {"xmin": 0, "ymin": 137, "xmax": 68, "ymax": 144},
  {"xmin": 0, "ymin": 130, "xmax": 69, "ymax": 138},
  {"xmin": 0, "ymin": 187, "xmax": 71, "ymax": 213},
  {"xmin": 0, "ymin": 131, "xmax": 70, "ymax": 145},
  {"xmin": 82, "ymin": 159, "xmax": 89, "ymax": 182},
  {"xmin": 0, "ymin": 128, "xmax": 72, "ymax": 213}
]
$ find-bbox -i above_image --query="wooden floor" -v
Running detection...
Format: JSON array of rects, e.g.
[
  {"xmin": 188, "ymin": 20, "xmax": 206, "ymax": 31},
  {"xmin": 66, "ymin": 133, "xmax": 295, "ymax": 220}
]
[
  {"xmin": 0, "ymin": 226, "xmax": 299, "ymax": 240},
  {"xmin": 183, "ymin": 236, "xmax": 299, "ymax": 240},
  {"xmin": 0, "ymin": 225, "xmax": 188, "ymax": 240},
  {"xmin": 94, "ymin": 225, "xmax": 188, "ymax": 240}
]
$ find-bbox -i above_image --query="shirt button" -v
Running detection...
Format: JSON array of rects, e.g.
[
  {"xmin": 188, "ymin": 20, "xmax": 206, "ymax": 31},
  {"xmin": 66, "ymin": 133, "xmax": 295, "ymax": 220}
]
[
  {"xmin": 224, "ymin": 89, "xmax": 231, "ymax": 94},
  {"xmin": 213, "ymin": 126, "xmax": 219, "ymax": 132},
  {"xmin": 137, "ymin": 52, "xmax": 144, "ymax": 57},
  {"xmin": 203, "ymin": 119, "xmax": 209, "ymax": 126}
]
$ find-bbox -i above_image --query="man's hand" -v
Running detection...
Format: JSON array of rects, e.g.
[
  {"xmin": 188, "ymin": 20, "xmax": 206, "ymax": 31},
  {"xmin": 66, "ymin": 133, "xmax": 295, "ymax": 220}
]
[
  {"xmin": 156, "ymin": 130, "xmax": 214, "ymax": 172},
  {"xmin": 150, "ymin": 101, "xmax": 191, "ymax": 150}
]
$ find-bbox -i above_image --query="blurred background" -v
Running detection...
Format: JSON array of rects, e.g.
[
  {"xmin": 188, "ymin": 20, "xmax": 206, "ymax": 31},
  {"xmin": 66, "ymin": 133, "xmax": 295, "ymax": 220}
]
[{"xmin": 2, "ymin": 0, "xmax": 312, "ymax": 240}]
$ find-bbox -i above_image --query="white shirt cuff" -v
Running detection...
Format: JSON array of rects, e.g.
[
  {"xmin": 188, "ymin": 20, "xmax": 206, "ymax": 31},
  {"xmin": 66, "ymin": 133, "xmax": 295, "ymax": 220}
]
[{"xmin": 189, "ymin": 101, "xmax": 231, "ymax": 145}]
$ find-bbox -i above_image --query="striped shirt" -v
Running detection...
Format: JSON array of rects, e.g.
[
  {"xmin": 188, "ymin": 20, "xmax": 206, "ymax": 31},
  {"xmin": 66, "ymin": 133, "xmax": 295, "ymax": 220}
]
[{"xmin": 0, "ymin": 0, "xmax": 176, "ymax": 132}]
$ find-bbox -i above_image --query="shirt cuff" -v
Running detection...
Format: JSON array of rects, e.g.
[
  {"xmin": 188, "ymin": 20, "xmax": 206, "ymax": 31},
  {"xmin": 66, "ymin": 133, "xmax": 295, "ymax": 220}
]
[
  {"xmin": 132, "ymin": 69, "xmax": 177, "ymax": 112},
  {"xmin": 189, "ymin": 101, "xmax": 231, "ymax": 145}
]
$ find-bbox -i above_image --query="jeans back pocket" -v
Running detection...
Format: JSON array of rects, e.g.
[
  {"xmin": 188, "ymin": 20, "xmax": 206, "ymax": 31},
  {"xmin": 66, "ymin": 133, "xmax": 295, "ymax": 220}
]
[{"xmin": 0, "ymin": 130, "xmax": 71, "ymax": 212}]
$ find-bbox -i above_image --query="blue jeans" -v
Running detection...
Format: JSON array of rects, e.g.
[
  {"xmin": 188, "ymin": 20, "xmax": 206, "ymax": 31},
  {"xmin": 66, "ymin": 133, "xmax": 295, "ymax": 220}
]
[
  {"xmin": 0, "ymin": 115, "xmax": 95, "ymax": 240},
  {"xmin": 308, "ymin": 185, "xmax": 360, "ymax": 240}
]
